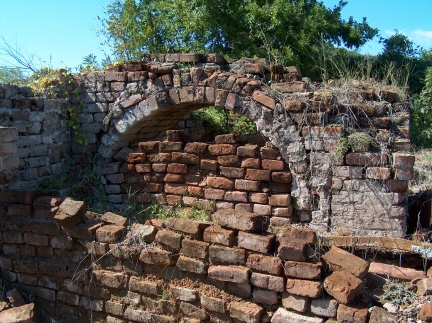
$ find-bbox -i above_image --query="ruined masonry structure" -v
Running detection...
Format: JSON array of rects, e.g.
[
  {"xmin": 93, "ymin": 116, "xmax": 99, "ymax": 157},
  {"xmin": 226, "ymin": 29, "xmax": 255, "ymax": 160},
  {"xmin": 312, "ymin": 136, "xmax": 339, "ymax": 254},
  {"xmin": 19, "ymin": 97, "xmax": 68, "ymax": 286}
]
[{"xmin": 0, "ymin": 53, "xmax": 413, "ymax": 237}]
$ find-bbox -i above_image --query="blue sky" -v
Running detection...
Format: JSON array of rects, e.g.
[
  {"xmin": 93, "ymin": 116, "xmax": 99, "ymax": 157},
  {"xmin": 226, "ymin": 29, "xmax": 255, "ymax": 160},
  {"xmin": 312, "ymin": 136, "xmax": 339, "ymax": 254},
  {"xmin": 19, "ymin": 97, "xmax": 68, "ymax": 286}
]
[{"xmin": 1, "ymin": 0, "xmax": 432, "ymax": 70}]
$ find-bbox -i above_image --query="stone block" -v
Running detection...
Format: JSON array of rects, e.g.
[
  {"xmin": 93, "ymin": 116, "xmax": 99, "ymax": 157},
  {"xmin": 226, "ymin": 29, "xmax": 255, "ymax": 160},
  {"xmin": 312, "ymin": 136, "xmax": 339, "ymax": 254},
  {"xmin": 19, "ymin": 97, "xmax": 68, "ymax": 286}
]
[
  {"xmin": 63, "ymin": 220, "xmax": 100, "ymax": 240},
  {"xmin": 321, "ymin": 246, "xmax": 369, "ymax": 279},
  {"xmin": 237, "ymin": 231, "xmax": 275, "ymax": 254},
  {"xmin": 323, "ymin": 270, "xmax": 364, "ymax": 304},
  {"xmin": 237, "ymin": 145, "xmax": 258, "ymax": 157},
  {"xmin": 249, "ymin": 193, "xmax": 268, "ymax": 204},
  {"xmin": 208, "ymin": 265, "xmax": 250, "ymax": 283},
  {"xmin": 54, "ymin": 198, "xmax": 86, "ymax": 227},
  {"xmin": 148, "ymin": 153, "xmax": 171, "ymax": 163},
  {"xmin": 93, "ymin": 270, "xmax": 127, "ymax": 289},
  {"xmin": 209, "ymin": 245, "xmax": 245, "ymax": 266},
  {"xmin": 286, "ymin": 279, "xmax": 322, "ymax": 298},
  {"xmin": 252, "ymin": 204, "xmax": 272, "ymax": 215}
]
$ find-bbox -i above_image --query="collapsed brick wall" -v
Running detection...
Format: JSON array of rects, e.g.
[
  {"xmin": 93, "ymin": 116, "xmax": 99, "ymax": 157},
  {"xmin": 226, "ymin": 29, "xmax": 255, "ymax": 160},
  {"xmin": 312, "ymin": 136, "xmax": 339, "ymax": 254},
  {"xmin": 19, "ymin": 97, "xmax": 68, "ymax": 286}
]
[{"xmin": 2, "ymin": 190, "xmax": 424, "ymax": 323}]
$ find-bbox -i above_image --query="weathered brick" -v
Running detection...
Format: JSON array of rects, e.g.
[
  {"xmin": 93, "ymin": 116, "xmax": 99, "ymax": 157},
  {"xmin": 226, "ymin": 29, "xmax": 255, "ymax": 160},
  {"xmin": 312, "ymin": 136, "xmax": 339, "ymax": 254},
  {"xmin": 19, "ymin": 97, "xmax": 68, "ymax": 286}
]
[
  {"xmin": 156, "ymin": 229, "xmax": 183, "ymax": 251},
  {"xmin": 229, "ymin": 301, "xmax": 263, "ymax": 323},
  {"xmin": 3, "ymin": 231, "xmax": 23, "ymax": 244},
  {"xmin": 241, "ymin": 158, "xmax": 261, "ymax": 169},
  {"xmin": 63, "ymin": 220, "xmax": 100, "ymax": 240},
  {"xmin": 246, "ymin": 254, "xmax": 283, "ymax": 276},
  {"xmin": 368, "ymin": 262, "xmax": 425, "ymax": 281},
  {"xmin": 212, "ymin": 209, "xmax": 263, "ymax": 232},
  {"xmin": 176, "ymin": 255, "xmax": 208, "ymax": 274},
  {"xmin": 249, "ymin": 193, "xmax": 268, "ymax": 204},
  {"xmin": 127, "ymin": 153, "xmax": 147, "ymax": 163},
  {"xmin": 129, "ymin": 276, "xmax": 162, "ymax": 296},
  {"xmin": 172, "ymin": 152, "xmax": 199, "ymax": 165},
  {"xmin": 321, "ymin": 246, "xmax": 369, "ymax": 279},
  {"xmin": 167, "ymin": 163, "xmax": 187, "ymax": 174},
  {"xmin": 253, "ymin": 288, "xmax": 278, "ymax": 305},
  {"xmin": 324, "ymin": 270, "xmax": 364, "ymax": 304},
  {"xmin": 217, "ymin": 155, "xmax": 240, "ymax": 167},
  {"xmin": 235, "ymin": 179, "xmax": 260, "ymax": 191},
  {"xmin": 208, "ymin": 265, "xmax": 250, "ymax": 283},
  {"xmin": 96, "ymin": 225, "xmax": 125, "ymax": 243},
  {"xmin": 252, "ymin": 204, "xmax": 272, "ymax": 215},
  {"xmin": 181, "ymin": 239, "xmax": 209, "ymax": 260},
  {"xmin": 138, "ymin": 141, "xmax": 159, "ymax": 153},
  {"xmin": 278, "ymin": 237, "xmax": 307, "ymax": 261},
  {"xmin": 280, "ymin": 225, "xmax": 316, "ymax": 245},
  {"xmin": 209, "ymin": 245, "xmax": 245, "ymax": 265},
  {"xmin": 139, "ymin": 248, "xmax": 175, "ymax": 266},
  {"xmin": 184, "ymin": 142, "xmax": 208, "ymax": 155},
  {"xmin": 203, "ymin": 226, "xmax": 236, "ymax": 246},
  {"xmin": 311, "ymin": 297, "xmax": 338, "ymax": 318},
  {"xmin": 245, "ymin": 169, "xmax": 270, "ymax": 181},
  {"xmin": 201, "ymin": 295, "xmax": 226, "ymax": 313},
  {"xmin": 148, "ymin": 153, "xmax": 171, "ymax": 163},
  {"xmin": 152, "ymin": 163, "xmax": 167, "ymax": 172},
  {"xmin": 101, "ymin": 212, "xmax": 127, "ymax": 226},
  {"xmin": 23, "ymin": 233, "xmax": 48, "ymax": 246},
  {"xmin": 164, "ymin": 174, "xmax": 185, "ymax": 183},
  {"xmin": 172, "ymin": 286, "xmax": 198, "ymax": 302},
  {"xmin": 207, "ymin": 177, "xmax": 235, "ymax": 190},
  {"xmin": 262, "ymin": 159, "xmax": 284, "ymax": 171},
  {"xmin": 180, "ymin": 301, "xmax": 208, "ymax": 320},
  {"xmin": 272, "ymin": 307, "xmax": 323, "ymax": 323},
  {"xmin": 284, "ymin": 261, "xmax": 322, "ymax": 280},
  {"xmin": 237, "ymin": 145, "xmax": 257, "ymax": 157},
  {"xmin": 252, "ymin": 91, "xmax": 276, "ymax": 109},
  {"xmin": 224, "ymin": 191, "xmax": 248, "ymax": 202},
  {"xmin": 54, "ymin": 198, "xmax": 86, "ymax": 227},
  {"xmin": 345, "ymin": 153, "xmax": 387, "ymax": 166},
  {"xmin": 281, "ymin": 293, "xmax": 309, "ymax": 313},
  {"xmin": 204, "ymin": 188, "xmax": 225, "ymax": 200},
  {"xmin": 237, "ymin": 231, "xmax": 275, "ymax": 254},
  {"xmin": 366, "ymin": 167, "xmax": 392, "ymax": 180},
  {"xmin": 251, "ymin": 273, "xmax": 284, "ymax": 292},
  {"xmin": 268, "ymin": 194, "xmax": 291, "ymax": 206},
  {"xmin": 159, "ymin": 141, "xmax": 183, "ymax": 152},
  {"xmin": 220, "ymin": 166, "xmax": 245, "ymax": 178},
  {"xmin": 200, "ymin": 159, "xmax": 218, "ymax": 171},
  {"xmin": 209, "ymin": 144, "xmax": 237, "ymax": 156},
  {"xmin": 337, "ymin": 305, "xmax": 368, "ymax": 323},
  {"xmin": 286, "ymin": 279, "xmax": 322, "ymax": 298}
]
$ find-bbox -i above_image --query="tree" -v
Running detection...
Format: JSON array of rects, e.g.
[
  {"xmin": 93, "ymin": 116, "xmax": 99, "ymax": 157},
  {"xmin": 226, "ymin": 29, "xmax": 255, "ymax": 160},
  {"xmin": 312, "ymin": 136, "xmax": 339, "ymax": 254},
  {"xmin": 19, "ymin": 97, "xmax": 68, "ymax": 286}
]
[{"xmin": 100, "ymin": 0, "xmax": 378, "ymax": 79}]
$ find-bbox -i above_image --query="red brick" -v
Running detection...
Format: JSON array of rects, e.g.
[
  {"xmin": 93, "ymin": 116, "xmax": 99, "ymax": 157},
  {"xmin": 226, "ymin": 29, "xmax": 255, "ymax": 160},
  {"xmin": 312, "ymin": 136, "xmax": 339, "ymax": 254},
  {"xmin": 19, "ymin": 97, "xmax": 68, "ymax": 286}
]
[
  {"xmin": 148, "ymin": 153, "xmax": 171, "ymax": 163},
  {"xmin": 187, "ymin": 186, "xmax": 204, "ymax": 197},
  {"xmin": 246, "ymin": 254, "xmax": 283, "ymax": 276},
  {"xmin": 252, "ymin": 91, "xmax": 276, "ymax": 109},
  {"xmin": 262, "ymin": 159, "xmax": 284, "ymax": 170},
  {"xmin": 165, "ymin": 130, "xmax": 182, "ymax": 141},
  {"xmin": 54, "ymin": 198, "xmax": 86, "ymax": 227},
  {"xmin": 245, "ymin": 169, "xmax": 270, "ymax": 181},
  {"xmin": 270, "ymin": 216, "xmax": 293, "ymax": 228},
  {"xmin": 209, "ymin": 244, "xmax": 245, "ymax": 265},
  {"xmin": 278, "ymin": 237, "xmax": 307, "ymax": 261},
  {"xmin": 235, "ymin": 203, "xmax": 253, "ymax": 212},
  {"xmin": 286, "ymin": 279, "xmax": 322, "ymax": 298},
  {"xmin": 224, "ymin": 191, "xmax": 248, "ymax": 202},
  {"xmin": 216, "ymin": 201, "xmax": 234, "ymax": 209},
  {"xmin": 204, "ymin": 188, "xmax": 225, "ymax": 200},
  {"xmin": 272, "ymin": 206, "xmax": 293, "ymax": 217},
  {"xmin": 393, "ymin": 153, "xmax": 415, "ymax": 169},
  {"xmin": 220, "ymin": 166, "xmax": 244, "ymax": 178},
  {"xmin": 152, "ymin": 163, "xmax": 167, "ymax": 172},
  {"xmin": 171, "ymin": 286, "xmax": 198, "ymax": 302},
  {"xmin": 321, "ymin": 246, "xmax": 369, "ymax": 279},
  {"xmin": 181, "ymin": 239, "xmax": 209, "ymax": 259},
  {"xmin": 386, "ymin": 179, "xmax": 408, "ymax": 192},
  {"xmin": 172, "ymin": 152, "xmax": 199, "ymax": 165},
  {"xmin": 24, "ymin": 233, "xmax": 48, "ymax": 246},
  {"xmin": 238, "ymin": 231, "xmax": 275, "ymax": 254},
  {"xmin": 366, "ymin": 167, "xmax": 391, "ymax": 180},
  {"xmin": 96, "ymin": 225, "xmax": 125, "ymax": 243},
  {"xmin": 345, "ymin": 153, "xmax": 387, "ymax": 166},
  {"xmin": 200, "ymin": 159, "xmax": 218, "ymax": 171},
  {"xmin": 217, "ymin": 155, "xmax": 240, "ymax": 166},
  {"xmin": 368, "ymin": 262, "xmax": 425, "ymax": 281},
  {"xmin": 324, "ymin": 270, "xmax": 364, "ymax": 304},
  {"xmin": 155, "ymin": 229, "xmax": 183, "ymax": 251},
  {"xmin": 164, "ymin": 183, "xmax": 187, "ymax": 195},
  {"xmin": 394, "ymin": 168, "xmax": 413, "ymax": 180},
  {"xmin": 167, "ymin": 218, "xmax": 210, "ymax": 237},
  {"xmin": 337, "ymin": 305, "xmax": 368, "ymax": 323},
  {"xmin": 201, "ymin": 295, "xmax": 226, "ymax": 314},
  {"xmin": 419, "ymin": 304, "xmax": 432, "ymax": 322},
  {"xmin": 230, "ymin": 301, "xmax": 263, "ymax": 323},
  {"xmin": 159, "ymin": 141, "xmax": 183, "ymax": 152},
  {"xmin": 167, "ymin": 163, "xmax": 187, "ymax": 174},
  {"xmin": 176, "ymin": 255, "xmax": 207, "ymax": 274},
  {"xmin": 165, "ymin": 195, "xmax": 182, "ymax": 205},
  {"xmin": 268, "ymin": 194, "xmax": 291, "ymax": 206},
  {"xmin": 281, "ymin": 293, "xmax": 309, "ymax": 313},
  {"xmin": 268, "ymin": 182, "xmax": 290, "ymax": 193},
  {"xmin": 209, "ymin": 144, "xmax": 237, "ymax": 156},
  {"xmin": 249, "ymin": 193, "xmax": 268, "ymax": 203},
  {"xmin": 235, "ymin": 179, "xmax": 260, "ymax": 191},
  {"xmin": 139, "ymin": 248, "xmax": 175, "ymax": 266},
  {"xmin": 127, "ymin": 153, "xmax": 147, "ymax": 163},
  {"xmin": 207, "ymin": 177, "xmax": 235, "ymax": 190},
  {"xmin": 284, "ymin": 261, "xmax": 322, "ymax": 279},
  {"xmin": 139, "ymin": 141, "xmax": 159, "ymax": 153},
  {"xmin": 251, "ymin": 273, "xmax": 285, "ymax": 292},
  {"xmin": 212, "ymin": 208, "xmax": 262, "ymax": 232},
  {"xmin": 163, "ymin": 173, "xmax": 184, "ymax": 183},
  {"xmin": 184, "ymin": 142, "xmax": 208, "ymax": 155},
  {"xmin": 203, "ymin": 226, "xmax": 236, "ymax": 246},
  {"xmin": 208, "ymin": 265, "xmax": 250, "ymax": 283},
  {"xmin": 63, "ymin": 220, "xmax": 100, "ymax": 240},
  {"xmin": 260, "ymin": 148, "xmax": 280, "ymax": 159},
  {"xmin": 237, "ymin": 145, "xmax": 257, "ymax": 157},
  {"xmin": 252, "ymin": 204, "xmax": 271, "ymax": 215},
  {"xmin": 241, "ymin": 158, "xmax": 260, "ymax": 169},
  {"xmin": 281, "ymin": 225, "xmax": 316, "ymax": 245},
  {"xmin": 253, "ymin": 288, "xmax": 278, "ymax": 305},
  {"xmin": 145, "ymin": 183, "xmax": 163, "ymax": 193},
  {"xmin": 271, "ymin": 172, "xmax": 292, "ymax": 183},
  {"xmin": 135, "ymin": 163, "xmax": 152, "ymax": 173}
]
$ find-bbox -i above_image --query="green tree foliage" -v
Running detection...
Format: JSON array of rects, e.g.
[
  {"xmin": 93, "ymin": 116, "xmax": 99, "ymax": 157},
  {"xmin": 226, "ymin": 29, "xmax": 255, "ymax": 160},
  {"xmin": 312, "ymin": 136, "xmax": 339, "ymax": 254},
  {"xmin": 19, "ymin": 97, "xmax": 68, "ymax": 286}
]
[
  {"xmin": 411, "ymin": 67, "xmax": 432, "ymax": 148},
  {"xmin": 100, "ymin": 0, "xmax": 378, "ymax": 78}
]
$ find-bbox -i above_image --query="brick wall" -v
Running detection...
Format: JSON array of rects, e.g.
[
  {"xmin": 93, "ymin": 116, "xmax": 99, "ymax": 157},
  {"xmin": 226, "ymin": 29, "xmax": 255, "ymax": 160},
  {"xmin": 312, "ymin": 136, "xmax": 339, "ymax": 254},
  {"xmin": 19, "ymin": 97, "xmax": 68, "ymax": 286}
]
[{"xmin": 1, "ymin": 190, "xmax": 415, "ymax": 323}]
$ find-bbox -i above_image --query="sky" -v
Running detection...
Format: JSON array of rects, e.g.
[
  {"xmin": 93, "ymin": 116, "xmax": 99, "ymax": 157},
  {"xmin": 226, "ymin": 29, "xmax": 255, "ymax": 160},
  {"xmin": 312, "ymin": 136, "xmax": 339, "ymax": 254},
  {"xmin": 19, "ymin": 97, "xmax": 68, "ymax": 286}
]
[{"xmin": 0, "ymin": 0, "xmax": 432, "ymax": 71}]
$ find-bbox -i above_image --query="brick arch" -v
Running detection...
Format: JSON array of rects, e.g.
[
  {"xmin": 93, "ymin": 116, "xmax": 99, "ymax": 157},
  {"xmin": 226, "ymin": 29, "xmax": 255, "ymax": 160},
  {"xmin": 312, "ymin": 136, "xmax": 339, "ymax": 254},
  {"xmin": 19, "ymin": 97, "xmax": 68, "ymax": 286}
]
[{"xmin": 96, "ymin": 71, "xmax": 305, "ymax": 173}]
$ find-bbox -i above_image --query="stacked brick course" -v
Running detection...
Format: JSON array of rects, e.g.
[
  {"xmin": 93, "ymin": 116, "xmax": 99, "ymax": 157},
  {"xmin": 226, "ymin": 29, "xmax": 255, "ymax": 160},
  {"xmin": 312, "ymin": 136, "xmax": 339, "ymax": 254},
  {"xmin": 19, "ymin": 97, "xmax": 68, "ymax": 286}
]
[{"xmin": 2, "ymin": 190, "xmax": 423, "ymax": 322}]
